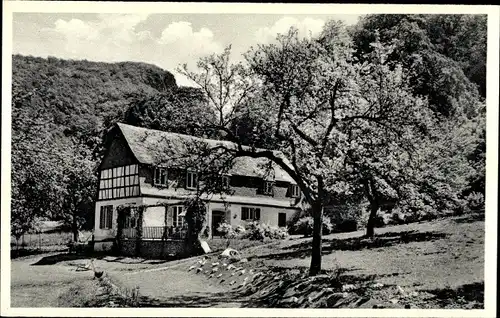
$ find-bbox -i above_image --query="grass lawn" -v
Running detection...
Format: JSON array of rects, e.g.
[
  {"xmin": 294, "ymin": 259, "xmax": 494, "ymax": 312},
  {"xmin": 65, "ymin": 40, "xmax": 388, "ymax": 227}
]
[
  {"xmin": 9, "ymin": 214, "xmax": 484, "ymax": 308},
  {"xmin": 252, "ymin": 214, "xmax": 484, "ymax": 291}
]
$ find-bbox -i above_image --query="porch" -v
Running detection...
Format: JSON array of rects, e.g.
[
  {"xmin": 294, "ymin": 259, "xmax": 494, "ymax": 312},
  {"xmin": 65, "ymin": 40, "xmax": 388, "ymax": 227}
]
[{"xmin": 122, "ymin": 226, "xmax": 187, "ymax": 240}]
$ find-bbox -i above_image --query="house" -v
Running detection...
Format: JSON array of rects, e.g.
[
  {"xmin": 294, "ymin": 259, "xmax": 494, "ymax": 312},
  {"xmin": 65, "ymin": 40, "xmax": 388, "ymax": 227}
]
[{"xmin": 93, "ymin": 123, "xmax": 302, "ymax": 256}]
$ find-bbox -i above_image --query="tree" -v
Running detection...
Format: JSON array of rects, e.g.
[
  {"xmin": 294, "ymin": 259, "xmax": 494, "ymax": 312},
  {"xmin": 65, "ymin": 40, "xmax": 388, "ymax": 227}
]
[
  {"xmin": 11, "ymin": 86, "xmax": 62, "ymax": 240},
  {"xmin": 350, "ymin": 14, "xmax": 484, "ymax": 117},
  {"xmin": 123, "ymin": 87, "xmax": 218, "ymax": 138},
  {"xmin": 349, "ymin": 15, "xmax": 486, "ymax": 231},
  {"xmin": 56, "ymin": 141, "xmax": 98, "ymax": 242},
  {"xmin": 329, "ymin": 35, "xmax": 435, "ymax": 237},
  {"xmin": 175, "ymin": 21, "xmax": 435, "ymax": 275}
]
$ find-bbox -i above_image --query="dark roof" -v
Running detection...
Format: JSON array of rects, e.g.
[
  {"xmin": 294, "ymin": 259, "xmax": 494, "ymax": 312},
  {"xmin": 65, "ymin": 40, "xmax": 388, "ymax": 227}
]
[{"xmin": 116, "ymin": 123, "xmax": 295, "ymax": 183}]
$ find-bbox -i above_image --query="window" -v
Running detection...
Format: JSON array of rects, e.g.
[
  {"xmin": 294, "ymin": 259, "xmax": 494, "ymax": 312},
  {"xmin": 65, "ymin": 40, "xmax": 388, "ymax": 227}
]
[
  {"xmin": 290, "ymin": 184, "xmax": 300, "ymax": 198},
  {"xmin": 221, "ymin": 175, "xmax": 230, "ymax": 189},
  {"xmin": 241, "ymin": 207, "xmax": 261, "ymax": 221},
  {"xmin": 154, "ymin": 167, "xmax": 168, "ymax": 187},
  {"xmin": 263, "ymin": 181, "xmax": 274, "ymax": 195},
  {"xmin": 186, "ymin": 170, "xmax": 198, "ymax": 190},
  {"xmin": 124, "ymin": 206, "xmax": 137, "ymax": 228},
  {"xmin": 98, "ymin": 164, "xmax": 139, "ymax": 200},
  {"xmin": 172, "ymin": 206, "xmax": 185, "ymax": 228},
  {"xmin": 99, "ymin": 205, "xmax": 113, "ymax": 229}
]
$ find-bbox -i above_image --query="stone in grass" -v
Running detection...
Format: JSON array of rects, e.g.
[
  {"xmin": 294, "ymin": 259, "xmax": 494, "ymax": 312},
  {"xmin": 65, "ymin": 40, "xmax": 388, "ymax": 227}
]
[
  {"xmin": 212, "ymin": 267, "xmax": 219, "ymax": 273},
  {"xmin": 397, "ymin": 285, "xmax": 406, "ymax": 295},
  {"xmin": 208, "ymin": 274, "xmax": 214, "ymax": 279},
  {"xmin": 217, "ymin": 273, "xmax": 223, "ymax": 278},
  {"xmin": 239, "ymin": 258, "xmax": 249, "ymax": 263},
  {"xmin": 280, "ymin": 296, "xmax": 299, "ymax": 306},
  {"xmin": 371, "ymin": 282, "xmax": 384, "ymax": 289},
  {"xmin": 308, "ymin": 290, "xmax": 326, "ymax": 303},
  {"xmin": 212, "ymin": 262, "xmax": 220, "ymax": 267},
  {"xmin": 239, "ymin": 269, "xmax": 246, "ymax": 276},
  {"xmin": 196, "ymin": 267, "xmax": 203, "ymax": 273},
  {"xmin": 389, "ymin": 298, "xmax": 399, "ymax": 304},
  {"xmin": 342, "ymin": 284, "xmax": 356, "ymax": 292},
  {"xmin": 229, "ymin": 280, "xmax": 236, "ymax": 286},
  {"xmin": 188, "ymin": 265, "xmax": 196, "ymax": 271}
]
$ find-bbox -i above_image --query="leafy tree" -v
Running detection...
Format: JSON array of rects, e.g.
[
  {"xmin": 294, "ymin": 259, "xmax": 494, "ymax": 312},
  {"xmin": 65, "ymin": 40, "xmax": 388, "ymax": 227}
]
[
  {"xmin": 55, "ymin": 141, "xmax": 98, "ymax": 241},
  {"xmin": 124, "ymin": 87, "xmax": 218, "ymax": 138},
  {"xmin": 11, "ymin": 86, "xmax": 62, "ymax": 240},
  {"xmin": 175, "ymin": 21, "xmax": 436, "ymax": 275},
  {"xmin": 350, "ymin": 14, "xmax": 484, "ymax": 117}
]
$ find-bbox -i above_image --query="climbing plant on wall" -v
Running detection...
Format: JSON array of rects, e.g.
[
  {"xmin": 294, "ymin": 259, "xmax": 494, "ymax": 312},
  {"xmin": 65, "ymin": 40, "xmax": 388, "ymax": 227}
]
[{"xmin": 135, "ymin": 206, "xmax": 144, "ymax": 256}]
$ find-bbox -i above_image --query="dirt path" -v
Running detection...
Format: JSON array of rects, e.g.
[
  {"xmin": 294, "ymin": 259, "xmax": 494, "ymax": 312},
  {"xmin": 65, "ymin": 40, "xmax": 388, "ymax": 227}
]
[{"xmin": 10, "ymin": 254, "xmax": 99, "ymax": 307}]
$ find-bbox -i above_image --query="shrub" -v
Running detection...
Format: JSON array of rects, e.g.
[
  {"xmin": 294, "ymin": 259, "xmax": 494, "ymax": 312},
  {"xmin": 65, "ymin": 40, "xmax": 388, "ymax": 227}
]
[
  {"xmin": 217, "ymin": 222, "xmax": 237, "ymax": 239},
  {"xmin": 465, "ymin": 192, "xmax": 485, "ymax": 212},
  {"xmin": 292, "ymin": 216, "xmax": 334, "ymax": 237},
  {"xmin": 334, "ymin": 219, "xmax": 358, "ymax": 233},
  {"xmin": 241, "ymin": 221, "xmax": 289, "ymax": 241}
]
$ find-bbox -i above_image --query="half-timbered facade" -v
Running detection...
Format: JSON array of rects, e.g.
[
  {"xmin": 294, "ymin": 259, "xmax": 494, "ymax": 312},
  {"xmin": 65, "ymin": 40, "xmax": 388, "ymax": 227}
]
[{"xmin": 93, "ymin": 123, "xmax": 302, "ymax": 252}]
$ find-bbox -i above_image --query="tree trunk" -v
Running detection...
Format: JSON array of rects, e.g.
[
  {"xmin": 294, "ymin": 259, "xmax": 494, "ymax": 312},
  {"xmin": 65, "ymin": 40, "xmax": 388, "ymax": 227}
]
[
  {"xmin": 366, "ymin": 204, "xmax": 379, "ymax": 238},
  {"xmin": 309, "ymin": 199, "xmax": 323, "ymax": 276},
  {"xmin": 72, "ymin": 213, "xmax": 79, "ymax": 242}
]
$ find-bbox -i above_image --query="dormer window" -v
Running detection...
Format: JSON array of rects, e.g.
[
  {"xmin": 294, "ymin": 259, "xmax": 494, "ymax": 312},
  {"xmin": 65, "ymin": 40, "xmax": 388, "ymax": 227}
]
[
  {"xmin": 290, "ymin": 184, "xmax": 300, "ymax": 198},
  {"xmin": 154, "ymin": 167, "xmax": 168, "ymax": 187},
  {"xmin": 186, "ymin": 170, "xmax": 198, "ymax": 190},
  {"xmin": 263, "ymin": 181, "xmax": 274, "ymax": 195}
]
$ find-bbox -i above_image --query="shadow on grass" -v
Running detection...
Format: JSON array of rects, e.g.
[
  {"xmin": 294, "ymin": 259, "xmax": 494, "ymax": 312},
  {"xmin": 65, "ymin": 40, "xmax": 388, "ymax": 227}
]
[
  {"xmin": 31, "ymin": 252, "xmax": 173, "ymax": 266},
  {"xmin": 425, "ymin": 282, "xmax": 484, "ymax": 307},
  {"xmin": 453, "ymin": 213, "xmax": 485, "ymax": 224},
  {"xmin": 255, "ymin": 230, "xmax": 448, "ymax": 261},
  {"xmin": 11, "ymin": 248, "xmax": 67, "ymax": 259},
  {"xmin": 31, "ymin": 253, "xmax": 98, "ymax": 265},
  {"xmin": 101, "ymin": 257, "xmax": 170, "ymax": 265},
  {"xmin": 134, "ymin": 292, "xmax": 249, "ymax": 308},
  {"xmin": 131, "ymin": 267, "xmax": 405, "ymax": 308}
]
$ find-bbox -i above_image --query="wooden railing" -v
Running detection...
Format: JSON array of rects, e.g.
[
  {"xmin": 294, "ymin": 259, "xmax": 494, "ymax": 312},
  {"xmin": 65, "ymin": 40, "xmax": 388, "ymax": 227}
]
[{"xmin": 123, "ymin": 226, "xmax": 187, "ymax": 240}]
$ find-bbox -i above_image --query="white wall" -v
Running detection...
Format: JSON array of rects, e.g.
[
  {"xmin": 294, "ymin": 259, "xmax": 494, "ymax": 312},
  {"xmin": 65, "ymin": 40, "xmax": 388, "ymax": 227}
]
[
  {"xmin": 143, "ymin": 206, "xmax": 166, "ymax": 227},
  {"xmin": 94, "ymin": 197, "xmax": 143, "ymax": 241},
  {"xmin": 206, "ymin": 201, "xmax": 299, "ymax": 229},
  {"xmin": 95, "ymin": 196, "xmax": 301, "ymax": 241}
]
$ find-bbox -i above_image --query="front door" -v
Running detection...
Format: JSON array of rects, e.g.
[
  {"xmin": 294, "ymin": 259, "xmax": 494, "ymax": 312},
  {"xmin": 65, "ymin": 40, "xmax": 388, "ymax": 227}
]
[
  {"xmin": 278, "ymin": 213, "xmax": 287, "ymax": 227},
  {"xmin": 212, "ymin": 211, "xmax": 226, "ymax": 237}
]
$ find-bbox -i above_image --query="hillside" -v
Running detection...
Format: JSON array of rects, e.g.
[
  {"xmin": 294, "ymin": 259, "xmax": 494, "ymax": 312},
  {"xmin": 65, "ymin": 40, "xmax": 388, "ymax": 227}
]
[
  {"xmin": 12, "ymin": 55, "xmax": 178, "ymax": 140},
  {"xmin": 11, "ymin": 55, "xmax": 182, "ymax": 233}
]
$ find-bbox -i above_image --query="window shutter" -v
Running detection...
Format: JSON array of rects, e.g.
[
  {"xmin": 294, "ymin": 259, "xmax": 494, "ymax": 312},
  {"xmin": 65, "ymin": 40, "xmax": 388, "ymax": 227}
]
[
  {"xmin": 166, "ymin": 207, "xmax": 174, "ymax": 226},
  {"xmin": 255, "ymin": 208, "xmax": 261, "ymax": 220},
  {"xmin": 241, "ymin": 207, "xmax": 247, "ymax": 220},
  {"xmin": 99, "ymin": 206, "xmax": 105, "ymax": 229},
  {"xmin": 106, "ymin": 207, "xmax": 113, "ymax": 229}
]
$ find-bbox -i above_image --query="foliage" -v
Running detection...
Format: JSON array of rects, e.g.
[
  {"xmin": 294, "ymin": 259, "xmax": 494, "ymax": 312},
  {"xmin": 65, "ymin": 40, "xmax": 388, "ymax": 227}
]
[
  {"xmin": 291, "ymin": 216, "xmax": 334, "ymax": 237},
  {"xmin": 242, "ymin": 221, "xmax": 289, "ymax": 241},
  {"xmin": 124, "ymin": 86, "xmax": 218, "ymax": 138},
  {"xmin": 216, "ymin": 222, "xmax": 237, "ymax": 239},
  {"xmin": 464, "ymin": 192, "xmax": 485, "ymax": 213},
  {"xmin": 216, "ymin": 221, "xmax": 288, "ymax": 241},
  {"xmin": 11, "ymin": 55, "xmax": 180, "ymax": 237}
]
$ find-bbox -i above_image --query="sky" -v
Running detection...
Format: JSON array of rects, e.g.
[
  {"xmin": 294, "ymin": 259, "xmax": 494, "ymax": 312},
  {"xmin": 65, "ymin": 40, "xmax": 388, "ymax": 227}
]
[{"xmin": 12, "ymin": 13, "xmax": 362, "ymax": 86}]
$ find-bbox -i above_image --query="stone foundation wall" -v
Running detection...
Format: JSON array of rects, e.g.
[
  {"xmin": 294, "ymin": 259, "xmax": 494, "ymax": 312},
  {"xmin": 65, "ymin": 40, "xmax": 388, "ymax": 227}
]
[{"xmin": 120, "ymin": 239, "xmax": 189, "ymax": 258}]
